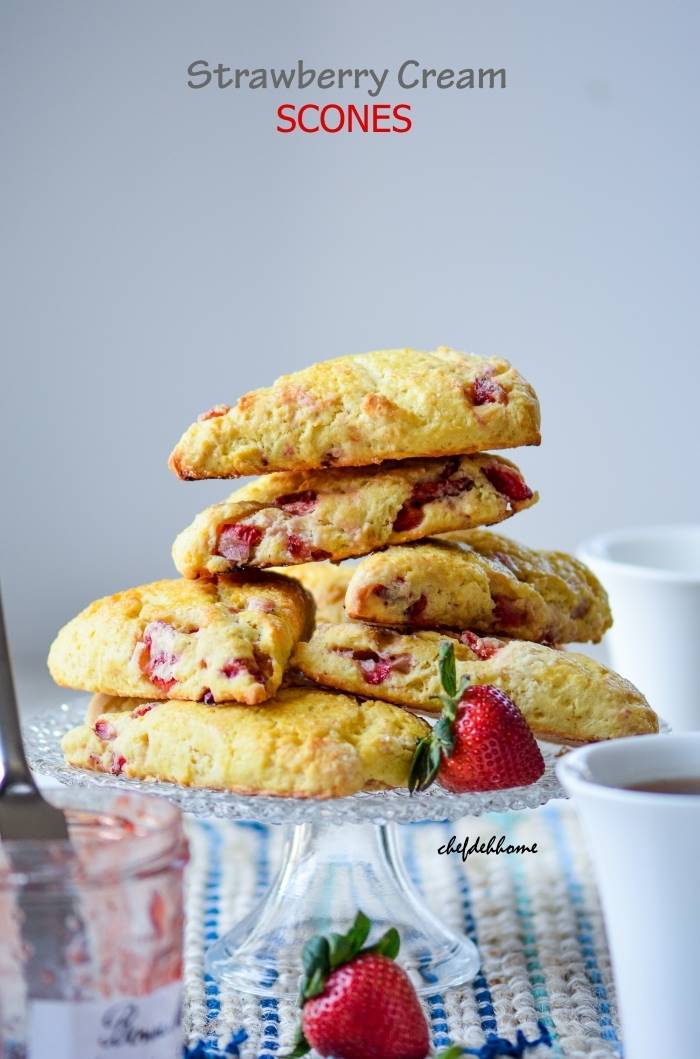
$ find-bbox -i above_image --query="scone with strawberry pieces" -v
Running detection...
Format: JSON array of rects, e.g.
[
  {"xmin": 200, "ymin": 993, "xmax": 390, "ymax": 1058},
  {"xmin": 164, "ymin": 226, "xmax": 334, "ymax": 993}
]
[
  {"xmin": 168, "ymin": 346, "xmax": 541, "ymax": 479},
  {"xmin": 62, "ymin": 689, "xmax": 430, "ymax": 798},
  {"xmin": 171, "ymin": 454, "xmax": 537, "ymax": 576},
  {"xmin": 345, "ymin": 533, "xmax": 611, "ymax": 644},
  {"xmin": 292, "ymin": 622, "xmax": 658, "ymax": 744},
  {"xmin": 48, "ymin": 573, "xmax": 313, "ymax": 706}
]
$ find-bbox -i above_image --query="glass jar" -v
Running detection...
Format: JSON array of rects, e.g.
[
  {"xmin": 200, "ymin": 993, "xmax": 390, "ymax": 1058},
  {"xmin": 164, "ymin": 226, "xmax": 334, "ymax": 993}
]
[{"xmin": 0, "ymin": 788, "xmax": 188, "ymax": 1059}]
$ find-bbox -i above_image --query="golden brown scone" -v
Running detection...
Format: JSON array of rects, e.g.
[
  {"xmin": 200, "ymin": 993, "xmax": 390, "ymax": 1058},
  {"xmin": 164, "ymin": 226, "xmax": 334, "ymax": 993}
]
[
  {"xmin": 292, "ymin": 623, "xmax": 658, "ymax": 744},
  {"xmin": 63, "ymin": 689, "xmax": 430, "ymax": 799},
  {"xmin": 272, "ymin": 563, "xmax": 353, "ymax": 624},
  {"xmin": 48, "ymin": 574, "xmax": 314, "ymax": 706},
  {"xmin": 168, "ymin": 347, "xmax": 541, "ymax": 479},
  {"xmin": 171, "ymin": 454, "xmax": 537, "ymax": 575},
  {"xmin": 345, "ymin": 534, "xmax": 611, "ymax": 644}
]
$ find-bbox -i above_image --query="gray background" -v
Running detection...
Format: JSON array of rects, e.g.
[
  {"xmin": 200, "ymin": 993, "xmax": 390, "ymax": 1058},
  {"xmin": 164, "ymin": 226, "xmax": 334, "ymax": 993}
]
[{"xmin": 2, "ymin": 0, "xmax": 699, "ymax": 704}]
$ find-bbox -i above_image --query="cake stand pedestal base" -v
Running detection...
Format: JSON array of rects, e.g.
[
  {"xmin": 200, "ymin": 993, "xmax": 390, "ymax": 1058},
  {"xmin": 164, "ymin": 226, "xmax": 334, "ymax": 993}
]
[
  {"xmin": 205, "ymin": 819, "xmax": 480, "ymax": 998},
  {"xmin": 29, "ymin": 701, "xmax": 568, "ymax": 1001}
]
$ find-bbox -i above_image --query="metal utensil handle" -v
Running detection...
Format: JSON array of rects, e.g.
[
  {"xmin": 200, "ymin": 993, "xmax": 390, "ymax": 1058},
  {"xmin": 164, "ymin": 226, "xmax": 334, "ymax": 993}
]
[{"xmin": 0, "ymin": 588, "xmax": 34, "ymax": 793}]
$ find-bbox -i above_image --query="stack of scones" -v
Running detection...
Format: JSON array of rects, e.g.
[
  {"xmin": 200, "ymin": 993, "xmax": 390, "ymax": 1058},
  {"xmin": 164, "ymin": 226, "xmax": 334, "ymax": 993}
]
[{"xmin": 52, "ymin": 347, "xmax": 658, "ymax": 799}]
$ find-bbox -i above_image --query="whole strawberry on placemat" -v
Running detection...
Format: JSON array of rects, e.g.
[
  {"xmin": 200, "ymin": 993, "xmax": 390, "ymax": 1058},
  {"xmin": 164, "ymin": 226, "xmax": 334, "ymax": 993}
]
[
  {"xmin": 286, "ymin": 911, "xmax": 430, "ymax": 1059},
  {"xmin": 409, "ymin": 641, "xmax": 545, "ymax": 794}
]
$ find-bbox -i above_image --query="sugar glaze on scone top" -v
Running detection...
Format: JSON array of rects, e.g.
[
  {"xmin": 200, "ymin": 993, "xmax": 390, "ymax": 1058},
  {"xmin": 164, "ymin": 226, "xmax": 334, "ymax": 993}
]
[
  {"xmin": 62, "ymin": 689, "xmax": 429, "ymax": 799},
  {"xmin": 171, "ymin": 453, "xmax": 537, "ymax": 576},
  {"xmin": 48, "ymin": 574, "xmax": 313, "ymax": 705},
  {"xmin": 168, "ymin": 347, "xmax": 541, "ymax": 479}
]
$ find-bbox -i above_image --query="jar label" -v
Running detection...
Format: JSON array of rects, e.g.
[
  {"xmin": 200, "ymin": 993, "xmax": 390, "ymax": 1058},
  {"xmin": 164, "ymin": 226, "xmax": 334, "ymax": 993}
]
[{"xmin": 28, "ymin": 980, "xmax": 183, "ymax": 1059}]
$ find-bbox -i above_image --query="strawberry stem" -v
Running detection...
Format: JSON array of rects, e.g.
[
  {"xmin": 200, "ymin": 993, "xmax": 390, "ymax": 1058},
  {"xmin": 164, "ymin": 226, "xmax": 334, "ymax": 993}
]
[{"xmin": 409, "ymin": 641, "xmax": 469, "ymax": 793}]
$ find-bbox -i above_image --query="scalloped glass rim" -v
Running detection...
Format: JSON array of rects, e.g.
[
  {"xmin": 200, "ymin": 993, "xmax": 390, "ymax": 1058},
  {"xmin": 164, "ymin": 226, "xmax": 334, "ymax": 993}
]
[{"xmin": 25, "ymin": 700, "xmax": 568, "ymax": 825}]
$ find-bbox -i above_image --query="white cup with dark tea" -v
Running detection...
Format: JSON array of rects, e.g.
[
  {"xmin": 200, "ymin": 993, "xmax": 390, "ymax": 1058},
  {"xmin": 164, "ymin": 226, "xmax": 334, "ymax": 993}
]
[{"xmin": 558, "ymin": 733, "xmax": 700, "ymax": 1059}]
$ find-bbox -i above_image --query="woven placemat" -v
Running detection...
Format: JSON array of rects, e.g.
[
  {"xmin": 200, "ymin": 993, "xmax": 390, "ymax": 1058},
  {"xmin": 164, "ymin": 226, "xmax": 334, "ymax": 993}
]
[{"xmin": 183, "ymin": 803, "xmax": 622, "ymax": 1059}]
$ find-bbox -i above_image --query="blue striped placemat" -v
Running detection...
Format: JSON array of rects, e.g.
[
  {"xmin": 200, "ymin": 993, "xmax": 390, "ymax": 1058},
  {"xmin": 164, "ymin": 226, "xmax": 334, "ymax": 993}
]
[{"xmin": 183, "ymin": 804, "xmax": 621, "ymax": 1059}]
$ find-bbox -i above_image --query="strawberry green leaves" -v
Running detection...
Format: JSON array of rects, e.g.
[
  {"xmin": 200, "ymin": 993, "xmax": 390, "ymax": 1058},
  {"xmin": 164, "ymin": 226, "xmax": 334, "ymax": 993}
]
[
  {"xmin": 409, "ymin": 641, "xmax": 468, "ymax": 793},
  {"xmin": 368, "ymin": 926, "xmax": 400, "ymax": 960},
  {"xmin": 438, "ymin": 637, "xmax": 462, "ymax": 701}
]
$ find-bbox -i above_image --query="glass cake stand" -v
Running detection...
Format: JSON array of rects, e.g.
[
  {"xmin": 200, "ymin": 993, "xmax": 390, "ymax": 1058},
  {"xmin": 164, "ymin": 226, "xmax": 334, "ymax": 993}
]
[{"xmin": 25, "ymin": 701, "xmax": 567, "ymax": 999}]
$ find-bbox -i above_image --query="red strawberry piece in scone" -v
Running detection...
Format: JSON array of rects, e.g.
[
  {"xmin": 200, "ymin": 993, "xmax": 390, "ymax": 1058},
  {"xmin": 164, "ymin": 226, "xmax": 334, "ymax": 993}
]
[
  {"xmin": 392, "ymin": 460, "xmax": 475, "ymax": 532},
  {"xmin": 482, "ymin": 462, "xmax": 533, "ymax": 502},
  {"xmin": 409, "ymin": 642, "xmax": 544, "ymax": 794},
  {"xmin": 220, "ymin": 658, "xmax": 265, "ymax": 685},
  {"xmin": 492, "ymin": 595, "xmax": 528, "ymax": 628},
  {"xmin": 94, "ymin": 719, "xmax": 117, "ymax": 741},
  {"xmin": 288, "ymin": 911, "xmax": 430, "ymax": 1059},
  {"xmin": 406, "ymin": 594, "xmax": 428, "ymax": 624},
  {"xmin": 468, "ymin": 374, "xmax": 508, "ymax": 406},
  {"xmin": 110, "ymin": 753, "xmax": 127, "ymax": 776},
  {"xmin": 460, "ymin": 630, "xmax": 505, "ymax": 661},
  {"xmin": 217, "ymin": 523, "xmax": 264, "ymax": 564},
  {"xmin": 371, "ymin": 578, "xmax": 407, "ymax": 604},
  {"xmin": 214, "ymin": 649, "xmax": 272, "ymax": 698},
  {"xmin": 276, "ymin": 490, "xmax": 318, "ymax": 516},
  {"xmin": 333, "ymin": 648, "xmax": 413, "ymax": 687},
  {"xmin": 197, "ymin": 404, "xmax": 231, "ymax": 421},
  {"xmin": 392, "ymin": 503, "xmax": 424, "ymax": 533},
  {"xmin": 139, "ymin": 621, "xmax": 180, "ymax": 692},
  {"xmin": 131, "ymin": 702, "xmax": 156, "ymax": 719},
  {"xmin": 286, "ymin": 533, "xmax": 331, "ymax": 562}
]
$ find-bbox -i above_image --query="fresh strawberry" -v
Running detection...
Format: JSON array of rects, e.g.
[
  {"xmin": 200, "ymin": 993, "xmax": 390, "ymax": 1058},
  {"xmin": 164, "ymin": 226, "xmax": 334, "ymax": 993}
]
[
  {"xmin": 287, "ymin": 912, "xmax": 430, "ymax": 1059},
  {"xmin": 409, "ymin": 642, "xmax": 544, "ymax": 794}
]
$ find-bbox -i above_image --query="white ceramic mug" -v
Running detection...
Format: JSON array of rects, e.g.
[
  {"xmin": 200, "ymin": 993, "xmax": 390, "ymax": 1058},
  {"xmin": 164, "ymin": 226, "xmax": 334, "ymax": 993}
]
[
  {"xmin": 558, "ymin": 733, "xmax": 700, "ymax": 1059},
  {"xmin": 578, "ymin": 524, "xmax": 700, "ymax": 731}
]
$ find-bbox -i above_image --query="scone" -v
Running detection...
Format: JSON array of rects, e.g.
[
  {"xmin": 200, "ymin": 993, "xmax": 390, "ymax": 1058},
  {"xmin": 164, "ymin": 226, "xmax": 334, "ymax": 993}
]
[
  {"xmin": 345, "ymin": 534, "xmax": 611, "ymax": 644},
  {"xmin": 62, "ymin": 689, "xmax": 430, "ymax": 799},
  {"xmin": 292, "ymin": 623, "xmax": 658, "ymax": 744},
  {"xmin": 169, "ymin": 347, "xmax": 541, "ymax": 479},
  {"xmin": 172, "ymin": 454, "xmax": 537, "ymax": 575},
  {"xmin": 273, "ymin": 562, "xmax": 353, "ymax": 624},
  {"xmin": 48, "ymin": 573, "xmax": 313, "ymax": 706}
]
